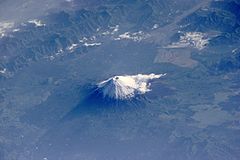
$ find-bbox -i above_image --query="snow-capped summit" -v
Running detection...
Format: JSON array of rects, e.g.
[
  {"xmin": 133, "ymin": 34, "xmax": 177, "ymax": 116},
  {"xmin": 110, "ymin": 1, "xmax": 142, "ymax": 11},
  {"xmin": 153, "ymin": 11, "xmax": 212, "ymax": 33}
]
[{"xmin": 97, "ymin": 73, "xmax": 166, "ymax": 100}]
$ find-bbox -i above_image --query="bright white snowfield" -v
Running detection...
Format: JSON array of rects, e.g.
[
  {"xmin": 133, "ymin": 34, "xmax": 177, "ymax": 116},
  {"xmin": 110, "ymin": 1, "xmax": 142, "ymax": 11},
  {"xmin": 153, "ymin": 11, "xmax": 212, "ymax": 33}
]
[{"xmin": 97, "ymin": 73, "xmax": 166, "ymax": 100}]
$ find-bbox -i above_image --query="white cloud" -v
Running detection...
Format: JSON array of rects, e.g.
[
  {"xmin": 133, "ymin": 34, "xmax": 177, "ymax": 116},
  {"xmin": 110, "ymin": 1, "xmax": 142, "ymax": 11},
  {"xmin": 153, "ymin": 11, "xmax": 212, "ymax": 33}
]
[{"xmin": 166, "ymin": 32, "xmax": 210, "ymax": 50}]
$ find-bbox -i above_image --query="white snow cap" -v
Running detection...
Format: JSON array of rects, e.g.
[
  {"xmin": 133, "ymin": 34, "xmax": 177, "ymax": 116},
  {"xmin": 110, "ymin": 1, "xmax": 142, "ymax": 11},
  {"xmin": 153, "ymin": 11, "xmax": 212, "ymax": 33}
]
[{"xmin": 97, "ymin": 73, "xmax": 166, "ymax": 100}]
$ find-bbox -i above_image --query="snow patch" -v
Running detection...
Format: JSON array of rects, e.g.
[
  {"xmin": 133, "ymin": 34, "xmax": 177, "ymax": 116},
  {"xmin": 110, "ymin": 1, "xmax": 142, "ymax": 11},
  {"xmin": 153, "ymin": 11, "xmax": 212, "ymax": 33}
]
[
  {"xmin": 79, "ymin": 37, "xmax": 88, "ymax": 43},
  {"xmin": 232, "ymin": 48, "xmax": 239, "ymax": 54},
  {"xmin": 83, "ymin": 42, "xmax": 102, "ymax": 47},
  {"xmin": 67, "ymin": 43, "xmax": 78, "ymax": 52},
  {"xmin": 0, "ymin": 22, "xmax": 14, "ymax": 38},
  {"xmin": 79, "ymin": 37, "xmax": 102, "ymax": 47},
  {"xmin": 56, "ymin": 48, "xmax": 64, "ymax": 56},
  {"xmin": 97, "ymin": 73, "xmax": 166, "ymax": 100},
  {"xmin": 43, "ymin": 55, "xmax": 55, "ymax": 61},
  {"xmin": 28, "ymin": 19, "xmax": 45, "ymax": 27},
  {"xmin": 110, "ymin": 25, "xmax": 119, "ymax": 34},
  {"xmin": 102, "ymin": 25, "xmax": 119, "ymax": 35},
  {"xmin": 114, "ymin": 31, "xmax": 150, "ymax": 42},
  {"xmin": 0, "ymin": 68, "xmax": 7, "ymax": 74},
  {"xmin": 152, "ymin": 24, "xmax": 159, "ymax": 29},
  {"xmin": 13, "ymin": 28, "xmax": 20, "ymax": 32}
]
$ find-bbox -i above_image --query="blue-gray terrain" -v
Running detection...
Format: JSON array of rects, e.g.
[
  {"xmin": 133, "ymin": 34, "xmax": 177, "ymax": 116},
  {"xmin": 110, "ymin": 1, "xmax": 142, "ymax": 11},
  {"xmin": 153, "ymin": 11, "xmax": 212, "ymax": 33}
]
[{"xmin": 0, "ymin": 0, "xmax": 240, "ymax": 160}]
